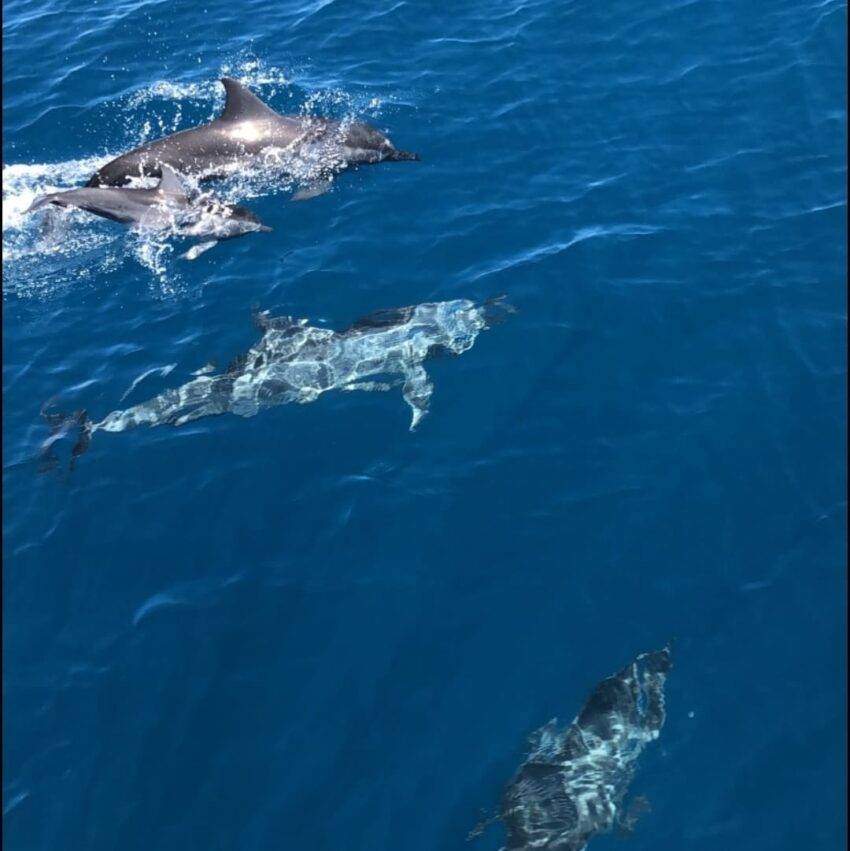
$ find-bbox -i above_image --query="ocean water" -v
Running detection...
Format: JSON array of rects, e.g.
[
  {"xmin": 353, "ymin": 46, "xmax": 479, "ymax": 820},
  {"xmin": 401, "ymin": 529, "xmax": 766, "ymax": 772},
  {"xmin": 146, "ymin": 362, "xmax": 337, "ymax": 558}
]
[{"xmin": 2, "ymin": 0, "xmax": 846, "ymax": 848}]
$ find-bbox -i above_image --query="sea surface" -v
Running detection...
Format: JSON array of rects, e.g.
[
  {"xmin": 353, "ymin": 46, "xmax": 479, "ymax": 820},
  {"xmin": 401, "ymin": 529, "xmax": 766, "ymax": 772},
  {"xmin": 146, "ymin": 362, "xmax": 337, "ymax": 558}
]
[{"xmin": 2, "ymin": 1, "xmax": 847, "ymax": 849}]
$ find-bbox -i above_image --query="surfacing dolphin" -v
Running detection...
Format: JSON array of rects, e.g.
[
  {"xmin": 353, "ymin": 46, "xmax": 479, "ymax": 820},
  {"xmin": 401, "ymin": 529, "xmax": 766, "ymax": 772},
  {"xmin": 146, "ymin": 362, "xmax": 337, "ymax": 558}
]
[
  {"xmin": 86, "ymin": 78, "xmax": 419, "ymax": 197},
  {"xmin": 27, "ymin": 165, "xmax": 270, "ymax": 259},
  {"xmin": 42, "ymin": 297, "xmax": 513, "ymax": 465},
  {"xmin": 469, "ymin": 648, "xmax": 671, "ymax": 851}
]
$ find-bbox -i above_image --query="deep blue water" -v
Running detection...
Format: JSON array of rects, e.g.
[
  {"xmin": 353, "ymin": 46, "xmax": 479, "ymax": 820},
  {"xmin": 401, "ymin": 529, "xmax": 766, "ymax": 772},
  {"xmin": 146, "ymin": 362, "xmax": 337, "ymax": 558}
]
[{"xmin": 2, "ymin": 1, "xmax": 847, "ymax": 849}]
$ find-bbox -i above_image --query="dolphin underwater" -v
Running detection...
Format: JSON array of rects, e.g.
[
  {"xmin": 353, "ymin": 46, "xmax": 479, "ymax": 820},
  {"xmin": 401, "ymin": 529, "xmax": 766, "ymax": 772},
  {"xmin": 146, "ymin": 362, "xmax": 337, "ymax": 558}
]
[
  {"xmin": 470, "ymin": 648, "xmax": 671, "ymax": 851},
  {"xmin": 41, "ymin": 298, "xmax": 513, "ymax": 465},
  {"xmin": 27, "ymin": 165, "xmax": 270, "ymax": 259},
  {"xmin": 86, "ymin": 77, "xmax": 419, "ymax": 196}
]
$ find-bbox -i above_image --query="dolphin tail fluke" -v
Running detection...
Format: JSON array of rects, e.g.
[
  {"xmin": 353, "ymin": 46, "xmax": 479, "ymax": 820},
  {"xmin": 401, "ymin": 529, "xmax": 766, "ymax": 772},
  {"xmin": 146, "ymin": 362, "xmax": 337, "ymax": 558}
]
[
  {"xmin": 387, "ymin": 149, "xmax": 420, "ymax": 162},
  {"xmin": 25, "ymin": 194, "xmax": 57, "ymax": 214},
  {"xmin": 39, "ymin": 404, "xmax": 93, "ymax": 473}
]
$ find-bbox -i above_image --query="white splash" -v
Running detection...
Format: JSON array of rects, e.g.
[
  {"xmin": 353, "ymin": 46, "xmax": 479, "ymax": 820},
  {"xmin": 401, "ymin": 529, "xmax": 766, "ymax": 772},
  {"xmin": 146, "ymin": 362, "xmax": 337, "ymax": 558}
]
[{"xmin": 2, "ymin": 155, "xmax": 115, "ymax": 232}]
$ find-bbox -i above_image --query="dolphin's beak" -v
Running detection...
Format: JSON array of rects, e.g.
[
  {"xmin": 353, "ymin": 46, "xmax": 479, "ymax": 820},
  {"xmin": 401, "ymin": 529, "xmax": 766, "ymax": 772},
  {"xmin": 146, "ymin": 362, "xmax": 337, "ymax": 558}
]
[
  {"xmin": 258, "ymin": 225, "xmax": 273, "ymax": 232},
  {"xmin": 388, "ymin": 149, "xmax": 420, "ymax": 162}
]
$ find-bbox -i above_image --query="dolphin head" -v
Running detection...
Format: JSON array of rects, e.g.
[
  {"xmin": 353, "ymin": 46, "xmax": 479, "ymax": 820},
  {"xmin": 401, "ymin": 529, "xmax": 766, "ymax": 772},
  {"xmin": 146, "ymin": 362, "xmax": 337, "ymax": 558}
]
[
  {"xmin": 227, "ymin": 204, "xmax": 273, "ymax": 233},
  {"xmin": 436, "ymin": 297, "xmax": 515, "ymax": 354},
  {"xmin": 480, "ymin": 295, "xmax": 517, "ymax": 328},
  {"xmin": 184, "ymin": 199, "xmax": 271, "ymax": 239},
  {"xmin": 341, "ymin": 121, "xmax": 420, "ymax": 164},
  {"xmin": 412, "ymin": 299, "xmax": 500, "ymax": 359}
]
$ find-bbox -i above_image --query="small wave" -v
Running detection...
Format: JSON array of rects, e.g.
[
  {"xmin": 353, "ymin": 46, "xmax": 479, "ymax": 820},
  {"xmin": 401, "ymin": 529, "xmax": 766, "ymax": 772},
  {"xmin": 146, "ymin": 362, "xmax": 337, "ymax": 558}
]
[
  {"xmin": 2, "ymin": 790, "xmax": 30, "ymax": 817},
  {"xmin": 119, "ymin": 363, "xmax": 177, "ymax": 402},
  {"xmin": 465, "ymin": 223, "xmax": 666, "ymax": 281},
  {"xmin": 132, "ymin": 574, "xmax": 242, "ymax": 627}
]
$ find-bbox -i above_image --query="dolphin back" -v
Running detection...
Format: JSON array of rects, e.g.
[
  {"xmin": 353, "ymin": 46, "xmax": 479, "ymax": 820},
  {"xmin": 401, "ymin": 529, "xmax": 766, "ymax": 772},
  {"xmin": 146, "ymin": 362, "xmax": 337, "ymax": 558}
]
[{"xmin": 86, "ymin": 76, "xmax": 418, "ymax": 186}]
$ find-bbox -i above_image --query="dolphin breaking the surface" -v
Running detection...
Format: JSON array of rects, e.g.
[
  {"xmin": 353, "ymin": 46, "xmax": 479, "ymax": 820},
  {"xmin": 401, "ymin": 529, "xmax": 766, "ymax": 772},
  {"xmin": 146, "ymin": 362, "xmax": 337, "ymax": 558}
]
[
  {"xmin": 470, "ymin": 648, "xmax": 671, "ymax": 851},
  {"xmin": 42, "ymin": 298, "xmax": 512, "ymax": 465},
  {"xmin": 27, "ymin": 165, "xmax": 270, "ymax": 259},
  {"xmin": 86, "ymin": 77, "xmax": 419, "ymax": 195}
]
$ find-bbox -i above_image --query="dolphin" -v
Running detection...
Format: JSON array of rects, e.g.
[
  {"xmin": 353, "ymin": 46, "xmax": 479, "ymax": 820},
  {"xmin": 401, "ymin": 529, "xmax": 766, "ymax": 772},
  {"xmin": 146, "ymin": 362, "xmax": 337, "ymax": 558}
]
[
  {"xmin": 469, "ymin": 648, "xmax": 672, "ymax": 851},
  {"xmin": 41, "ymin": 297, "xmax": 513, "ymax": 465},
  {"xmin": 26, "ymin": 165, "xmax": 270, "ymax": 258},
  {"xmin": 86, "ymin": 78, "xmax": 420, "ymax": 197}
]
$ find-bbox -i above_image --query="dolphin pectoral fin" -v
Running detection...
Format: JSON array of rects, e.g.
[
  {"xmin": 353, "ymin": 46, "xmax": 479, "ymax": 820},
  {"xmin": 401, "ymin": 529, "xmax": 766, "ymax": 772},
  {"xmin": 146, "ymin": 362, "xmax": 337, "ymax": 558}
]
[
  {"xmin": 291, "ymin": 179, "xmax": 333, "ymax": 202},
  {"xmin": 181, "ymin": 240, "xmax": 218, "ymax": 260},
  {"xmin": 401, "ymin": 364, "xmax": 433, "ymax": 431}
]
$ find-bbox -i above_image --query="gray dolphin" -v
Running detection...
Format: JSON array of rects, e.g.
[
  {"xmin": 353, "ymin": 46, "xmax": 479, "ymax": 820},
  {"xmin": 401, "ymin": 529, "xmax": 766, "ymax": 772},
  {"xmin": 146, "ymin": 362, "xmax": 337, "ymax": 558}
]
[
  {"xmin": 41, "ymin": 297, "xmax": 513, "ymax": 465},
  {"xmin": 27, "ymin": 165, "xmax": 270, "ymax": 258},
  {"xmin": 86, "ymin": 78, "xmax": 419, "ymax": 196},
  {"xmin": 470, "ymin": 648, "xmax": 671, "ymax": 851}
]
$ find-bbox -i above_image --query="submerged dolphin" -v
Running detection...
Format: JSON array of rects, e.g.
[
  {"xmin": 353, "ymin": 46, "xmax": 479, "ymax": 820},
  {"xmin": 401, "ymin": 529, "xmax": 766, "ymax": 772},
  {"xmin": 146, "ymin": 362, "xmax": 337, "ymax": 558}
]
[
  {"xmin": 42, "ymin": 298, "xmax": 512, "ymax": 464},
  {"xmin": 470, "ymin": 648, "xmax": 671, "ymax": 851},
  {"xmin": 27, "ymin": 165, "xmax": 270, "ymax": 259},
  {"xmin": 86, "ymin": 77, "xmax": 419, "ymax": 195}
]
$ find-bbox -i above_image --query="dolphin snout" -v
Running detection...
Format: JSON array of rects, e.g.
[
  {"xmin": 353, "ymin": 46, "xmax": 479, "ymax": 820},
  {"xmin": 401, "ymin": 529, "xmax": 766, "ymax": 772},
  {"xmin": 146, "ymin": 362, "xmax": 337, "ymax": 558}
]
[
  {"xmin": 481, "ymin": 296, "xmax": 517, "ymax": 327},
  {"xmin": 387, "ymin": 149, "xmax": 420, "ymax": 162}
]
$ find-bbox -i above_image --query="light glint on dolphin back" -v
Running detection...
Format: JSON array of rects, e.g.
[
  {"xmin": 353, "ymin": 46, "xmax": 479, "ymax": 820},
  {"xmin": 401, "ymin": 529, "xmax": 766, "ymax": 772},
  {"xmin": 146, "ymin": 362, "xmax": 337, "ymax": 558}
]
[{"xmin": 40, "ymin": 299, "xmax": 511, "ymax": 467}]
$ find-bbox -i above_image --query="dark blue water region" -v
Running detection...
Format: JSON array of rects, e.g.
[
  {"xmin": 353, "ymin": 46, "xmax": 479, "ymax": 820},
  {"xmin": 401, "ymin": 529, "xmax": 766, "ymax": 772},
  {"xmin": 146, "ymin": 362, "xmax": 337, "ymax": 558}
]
[{"xmin": 2, "ymin": 1, "xmax": 846, "ymax": 849}]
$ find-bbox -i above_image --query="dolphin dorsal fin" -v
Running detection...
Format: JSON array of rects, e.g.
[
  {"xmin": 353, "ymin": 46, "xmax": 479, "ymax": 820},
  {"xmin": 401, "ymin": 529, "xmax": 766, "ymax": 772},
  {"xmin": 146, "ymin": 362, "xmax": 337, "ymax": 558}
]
[
  {"xmin": 346, "ymin": 305, "xmax": 415, "ymax": 333},
  {"xmin": 218, "ymin": 78, "xmax": 280, "ymax": 122},
  {"xmin": 158, "ymin": 165, "xmax": 189, "ymax": 196}
]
